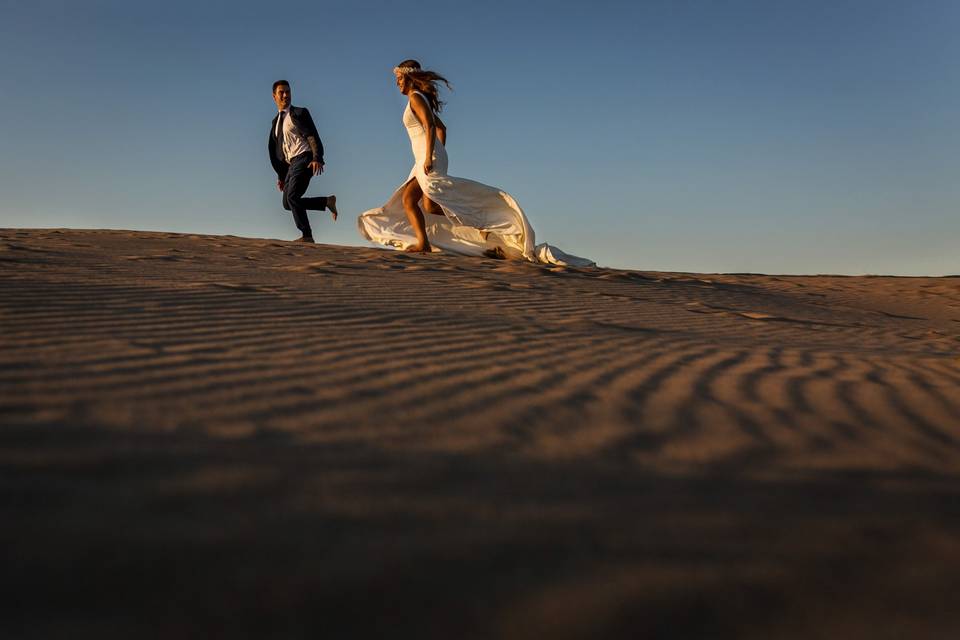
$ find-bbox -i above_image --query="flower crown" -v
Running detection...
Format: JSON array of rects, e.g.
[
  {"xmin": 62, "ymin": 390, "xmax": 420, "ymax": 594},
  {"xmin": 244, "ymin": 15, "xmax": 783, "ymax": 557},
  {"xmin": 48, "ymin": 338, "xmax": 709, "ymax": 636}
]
[{"xmin": 394, "ymin": 66, "xmax": 420, "ymax": 75}]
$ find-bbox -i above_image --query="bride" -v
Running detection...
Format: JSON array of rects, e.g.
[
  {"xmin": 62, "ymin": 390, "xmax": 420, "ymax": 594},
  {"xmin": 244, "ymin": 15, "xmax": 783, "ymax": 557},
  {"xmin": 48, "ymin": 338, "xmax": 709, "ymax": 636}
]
[{"xmin": 358, "ymin": 59, "xmax": 593, "ymax": 266}]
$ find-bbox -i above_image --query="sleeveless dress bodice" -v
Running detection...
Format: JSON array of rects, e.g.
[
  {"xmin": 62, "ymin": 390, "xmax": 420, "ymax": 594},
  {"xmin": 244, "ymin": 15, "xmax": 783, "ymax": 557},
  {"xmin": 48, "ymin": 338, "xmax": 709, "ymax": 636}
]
[
  {"xmin": 402, "ymin": 95, "xmax": 426, "ymax": 136},
  {"xmin": 403, "ymin": 91, "xmax": 448, "ymax": 181}
]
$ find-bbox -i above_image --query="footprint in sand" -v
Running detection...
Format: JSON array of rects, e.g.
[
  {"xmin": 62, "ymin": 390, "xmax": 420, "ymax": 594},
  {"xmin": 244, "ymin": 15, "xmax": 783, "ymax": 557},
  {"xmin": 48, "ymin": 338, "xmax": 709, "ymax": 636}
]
[
  {"xmin": 464, "ymin": 281, "xmax": 511, "ymax": 291},
  {"xmin": 121, "ymin": 254, "xmax": 181, "ymax": 262},
  {"xmin": 685, "ymin": 301, "xmax": 730, "ymax": 315},
  {"xmin": 210, "ymin": 282, "xmax": 266, "ymax": 293},
  {"xmin": 875, "ymin": 310, "xmax": 927, "ymax": 321}
]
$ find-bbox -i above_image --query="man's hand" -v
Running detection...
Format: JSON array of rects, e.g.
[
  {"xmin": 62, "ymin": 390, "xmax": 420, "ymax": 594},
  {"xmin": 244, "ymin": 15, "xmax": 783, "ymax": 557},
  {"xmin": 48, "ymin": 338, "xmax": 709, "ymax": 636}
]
[
  {"xmin": 309, "ymin": 161, "xmax": 324, "ymax": 176},
  {"xmin": 277, "ymin": 179, "xmax": 284, "ymax": 192}
]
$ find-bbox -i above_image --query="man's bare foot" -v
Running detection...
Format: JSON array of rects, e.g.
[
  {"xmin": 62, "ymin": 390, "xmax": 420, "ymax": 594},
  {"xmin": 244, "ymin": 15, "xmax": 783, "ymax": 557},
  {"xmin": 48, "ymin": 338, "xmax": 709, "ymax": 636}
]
[
  {"xmin": 404, "ymin": 242, "xmax": 432, "ymax": 253},
  {"xmin": 327, "ymin": 195, "xmax": 338, "ymax": 221}
]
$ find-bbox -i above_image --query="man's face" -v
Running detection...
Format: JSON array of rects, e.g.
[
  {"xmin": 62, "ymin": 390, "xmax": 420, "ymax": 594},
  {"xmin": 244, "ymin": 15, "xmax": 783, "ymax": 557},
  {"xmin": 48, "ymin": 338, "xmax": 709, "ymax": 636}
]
[{"xmin": 273, "ymin": 85, "xmax": 291, "ymax": 110}]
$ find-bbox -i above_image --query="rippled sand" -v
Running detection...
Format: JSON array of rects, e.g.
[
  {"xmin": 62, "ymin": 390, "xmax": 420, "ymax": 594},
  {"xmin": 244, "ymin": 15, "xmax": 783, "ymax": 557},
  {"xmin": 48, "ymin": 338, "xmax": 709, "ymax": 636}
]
[{"xmin": 3, "ymin": 229, "xmax": 959, "ymax": 638}]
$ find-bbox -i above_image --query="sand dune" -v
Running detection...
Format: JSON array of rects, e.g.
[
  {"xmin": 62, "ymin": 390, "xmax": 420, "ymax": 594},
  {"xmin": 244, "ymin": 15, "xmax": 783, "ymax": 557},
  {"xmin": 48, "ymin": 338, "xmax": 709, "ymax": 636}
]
[{"xmin": 2, "ymin": 229, "xmax": 959, "ymax": 638}]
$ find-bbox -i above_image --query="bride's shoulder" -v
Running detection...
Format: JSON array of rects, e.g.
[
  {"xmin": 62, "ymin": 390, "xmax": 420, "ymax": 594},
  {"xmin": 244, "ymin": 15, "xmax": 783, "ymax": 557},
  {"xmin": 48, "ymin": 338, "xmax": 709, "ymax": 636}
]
[{"xmin": 408, "ymin": 90, "xmax": 429, "ymax": 104}]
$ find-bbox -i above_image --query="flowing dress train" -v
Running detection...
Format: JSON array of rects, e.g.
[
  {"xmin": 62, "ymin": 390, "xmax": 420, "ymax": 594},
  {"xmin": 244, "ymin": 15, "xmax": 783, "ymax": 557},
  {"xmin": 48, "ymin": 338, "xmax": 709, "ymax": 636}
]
[{"xmin": 358, "ymin": 91, "xmax": 594, "ymax": 267}]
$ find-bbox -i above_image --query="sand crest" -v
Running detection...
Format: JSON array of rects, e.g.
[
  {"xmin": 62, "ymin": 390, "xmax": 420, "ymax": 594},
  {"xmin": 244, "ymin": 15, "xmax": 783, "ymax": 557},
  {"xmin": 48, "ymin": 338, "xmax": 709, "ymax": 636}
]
[{"xmin": 2, "ymin": 229, "xmax": 959, "ymax": 638}]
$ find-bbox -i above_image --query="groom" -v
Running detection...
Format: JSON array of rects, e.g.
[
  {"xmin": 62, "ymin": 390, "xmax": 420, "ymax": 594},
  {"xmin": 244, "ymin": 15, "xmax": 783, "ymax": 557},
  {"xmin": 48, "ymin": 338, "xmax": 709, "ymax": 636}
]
[{"xmin": 269, "ymin": 79, "xmax": 337, "ymax": 243}]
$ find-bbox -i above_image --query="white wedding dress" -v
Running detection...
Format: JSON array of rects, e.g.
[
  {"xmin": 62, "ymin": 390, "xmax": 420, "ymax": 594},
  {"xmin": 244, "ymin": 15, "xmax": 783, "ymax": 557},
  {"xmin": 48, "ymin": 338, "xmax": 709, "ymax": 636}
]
[{"xmin": 357, "ymin": 92, "xmax": 594, "ymax": 267}]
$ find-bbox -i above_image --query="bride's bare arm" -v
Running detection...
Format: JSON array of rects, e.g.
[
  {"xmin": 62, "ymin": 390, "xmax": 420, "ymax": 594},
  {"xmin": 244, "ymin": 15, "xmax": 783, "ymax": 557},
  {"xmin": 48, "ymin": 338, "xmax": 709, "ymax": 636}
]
[
  {"xmin": 410, "ymin": 93, "xmax": 436, "ymax": 173},
  {"xmin": 436, "ymin": 116, "xmax": 447, "ymax": 146}
]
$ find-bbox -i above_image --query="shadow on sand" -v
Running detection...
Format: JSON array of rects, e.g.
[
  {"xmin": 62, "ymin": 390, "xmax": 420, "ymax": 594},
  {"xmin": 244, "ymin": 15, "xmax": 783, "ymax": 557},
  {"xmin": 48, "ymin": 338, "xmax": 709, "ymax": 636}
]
[{"xmin": 3, "ymin": 423, "xmax": 959, "ymax": 640}]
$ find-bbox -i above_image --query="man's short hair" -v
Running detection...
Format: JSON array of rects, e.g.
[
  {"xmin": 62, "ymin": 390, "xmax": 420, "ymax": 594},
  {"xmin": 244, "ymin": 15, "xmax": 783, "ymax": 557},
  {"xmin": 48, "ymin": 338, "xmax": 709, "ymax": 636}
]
[{"xmin": 273, "ymin": 79, "xmax": 290, "ymax": 94}]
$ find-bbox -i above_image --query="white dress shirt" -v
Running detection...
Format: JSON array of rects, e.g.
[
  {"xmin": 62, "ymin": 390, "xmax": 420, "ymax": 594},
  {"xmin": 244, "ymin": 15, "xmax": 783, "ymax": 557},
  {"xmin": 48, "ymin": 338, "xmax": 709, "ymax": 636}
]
[{"xmin": 276, "ymin": 107, "xmax": 311, "ymax": 162}]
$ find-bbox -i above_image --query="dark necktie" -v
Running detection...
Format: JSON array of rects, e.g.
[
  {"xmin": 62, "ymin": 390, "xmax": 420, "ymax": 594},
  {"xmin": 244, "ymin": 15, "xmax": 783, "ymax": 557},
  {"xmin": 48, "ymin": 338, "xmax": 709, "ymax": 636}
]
[{"xmin": 275, "ymin": 111, "xmax": 286, "ymax": 159}]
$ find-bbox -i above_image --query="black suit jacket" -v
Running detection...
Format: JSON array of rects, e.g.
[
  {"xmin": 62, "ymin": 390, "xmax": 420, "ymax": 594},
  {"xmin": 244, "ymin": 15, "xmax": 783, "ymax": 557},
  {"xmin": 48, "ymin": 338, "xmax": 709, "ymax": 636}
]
[{"xmin": 268, "ymin": 106, "xmax": 324, "ymax": 182}]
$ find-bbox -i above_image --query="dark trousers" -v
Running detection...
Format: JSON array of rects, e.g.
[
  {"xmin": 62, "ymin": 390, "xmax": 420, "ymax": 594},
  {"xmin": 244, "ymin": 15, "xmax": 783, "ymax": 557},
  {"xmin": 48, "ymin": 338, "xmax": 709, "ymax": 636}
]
[{"xmin": 282, "ymin": 152, "xmax": 327, "ymax": 237}]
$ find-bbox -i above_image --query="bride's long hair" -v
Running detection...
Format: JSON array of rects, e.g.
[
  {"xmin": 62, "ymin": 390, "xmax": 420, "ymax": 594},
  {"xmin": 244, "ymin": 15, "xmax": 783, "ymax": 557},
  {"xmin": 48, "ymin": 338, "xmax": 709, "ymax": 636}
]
[{"xmin": 396, "ymin": 59, "xmax": 451, "ymax": 113}]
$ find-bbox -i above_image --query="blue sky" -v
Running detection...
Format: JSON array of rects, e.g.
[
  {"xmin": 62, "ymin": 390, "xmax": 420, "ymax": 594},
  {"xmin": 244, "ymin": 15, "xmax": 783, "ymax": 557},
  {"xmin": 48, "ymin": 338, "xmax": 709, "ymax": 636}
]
[{"xmin": 1, "ymin": 0, "xmax": 957, "ymax": 274}]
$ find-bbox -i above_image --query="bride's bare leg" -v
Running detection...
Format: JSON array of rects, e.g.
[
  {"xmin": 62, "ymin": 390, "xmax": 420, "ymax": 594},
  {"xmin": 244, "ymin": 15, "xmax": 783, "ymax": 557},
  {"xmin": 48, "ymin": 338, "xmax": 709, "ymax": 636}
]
[
  {"xmin": 422, "ymin": 196, "xmax": 444, "ymax": 216},
  {"xmin": 401, "ymin": 180, "xmax": 431, "ymax": 253}
]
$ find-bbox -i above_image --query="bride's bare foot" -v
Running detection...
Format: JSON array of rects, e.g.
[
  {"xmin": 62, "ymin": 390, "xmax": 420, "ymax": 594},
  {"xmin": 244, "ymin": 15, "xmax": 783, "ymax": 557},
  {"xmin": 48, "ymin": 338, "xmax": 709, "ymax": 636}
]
[
  {"xmin": 404, "ymin": 242, "xmax": 432, "ymax": 253},
  {"xmin": 327, "ymin": 195, "xmax": 338, "ymax": 221}
]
